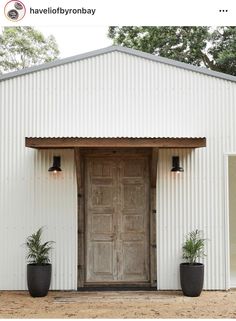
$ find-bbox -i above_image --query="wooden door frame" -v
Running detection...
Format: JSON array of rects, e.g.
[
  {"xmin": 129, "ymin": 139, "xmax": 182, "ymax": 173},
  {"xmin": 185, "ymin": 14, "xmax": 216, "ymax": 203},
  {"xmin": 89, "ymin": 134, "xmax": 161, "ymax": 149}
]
[{"xmin": 75, "ymin": 147, "xmax": 157, "ymax": 289}]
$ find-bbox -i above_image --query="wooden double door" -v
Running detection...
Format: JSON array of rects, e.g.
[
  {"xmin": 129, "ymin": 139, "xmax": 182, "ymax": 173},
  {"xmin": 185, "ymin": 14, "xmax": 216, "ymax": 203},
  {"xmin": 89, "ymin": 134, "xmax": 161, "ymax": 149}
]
[{"xmin": 85, "ymin": 153, "xmax": 150, "ymax": 285}]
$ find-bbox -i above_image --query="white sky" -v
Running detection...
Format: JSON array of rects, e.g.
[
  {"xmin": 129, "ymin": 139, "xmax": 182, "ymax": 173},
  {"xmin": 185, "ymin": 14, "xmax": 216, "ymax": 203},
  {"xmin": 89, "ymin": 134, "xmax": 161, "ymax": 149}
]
[{"xmin": 37, "ymin": 26, "xmax": 112, "ymax": 58}]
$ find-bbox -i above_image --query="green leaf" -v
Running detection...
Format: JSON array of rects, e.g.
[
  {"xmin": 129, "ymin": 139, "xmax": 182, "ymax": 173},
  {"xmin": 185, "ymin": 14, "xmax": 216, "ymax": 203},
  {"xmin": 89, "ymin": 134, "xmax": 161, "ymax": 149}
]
[
  {"xmin": 108, "ymin": 26, "xmax": 236, "ymax": 76},
  {"xmin": 0, "ymin": 27, "xmax": 59, "ymax": 74},
  {"xmin": 25, "ymin": 227, "xmax": 54, "ymax": 264},
  {"xmin": 182, "ymin": 229, "xmax": 206, "ymax": 264}
]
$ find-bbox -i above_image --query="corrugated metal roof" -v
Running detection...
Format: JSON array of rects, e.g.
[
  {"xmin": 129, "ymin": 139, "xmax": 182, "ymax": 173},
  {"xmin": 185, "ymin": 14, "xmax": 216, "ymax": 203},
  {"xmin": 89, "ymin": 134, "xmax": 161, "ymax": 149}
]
[{"xmin": 1, "ymin": 45, "xmax": 236, "ymax": 83}]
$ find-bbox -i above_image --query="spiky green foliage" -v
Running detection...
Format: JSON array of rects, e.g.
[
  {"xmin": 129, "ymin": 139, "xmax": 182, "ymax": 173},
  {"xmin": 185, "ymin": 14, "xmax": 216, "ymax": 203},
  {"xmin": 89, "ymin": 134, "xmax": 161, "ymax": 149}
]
[
  {"xmin": 26, "ymin": 227, "xmax": 54, "ymax": 264},
  {"xmin": 182, "ymin": 229, "xmax": 205, "ymax": 264}
]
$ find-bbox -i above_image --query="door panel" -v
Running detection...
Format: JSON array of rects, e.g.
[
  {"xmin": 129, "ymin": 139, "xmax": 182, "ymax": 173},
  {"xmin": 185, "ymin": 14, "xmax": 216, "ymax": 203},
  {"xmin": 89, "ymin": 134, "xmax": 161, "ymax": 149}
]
[
  {"xmin": 86, "ymin": 159, "xmax": 117, "ymax": 282},
  {"xmin": 119, "ymin": 158, "xmax": 149, "ymax": 282},
  {"xmin": 122, "ymin": 241, "xmax": 146, "ymax": 275},
  {"xmin": 92, "ymin": 241, "xmax": 113, "ymax": 274},
  {"xmin": 85, "ymin": 155, "xmax": 150, "ymax": 284}
]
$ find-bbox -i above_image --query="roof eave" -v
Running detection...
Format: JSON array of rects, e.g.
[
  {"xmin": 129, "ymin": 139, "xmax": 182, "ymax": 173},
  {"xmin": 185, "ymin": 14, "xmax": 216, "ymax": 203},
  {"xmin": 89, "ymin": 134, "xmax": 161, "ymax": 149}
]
[{"xmin": 1, "ymin": 45, "xmax": 236, "ymax": 83}]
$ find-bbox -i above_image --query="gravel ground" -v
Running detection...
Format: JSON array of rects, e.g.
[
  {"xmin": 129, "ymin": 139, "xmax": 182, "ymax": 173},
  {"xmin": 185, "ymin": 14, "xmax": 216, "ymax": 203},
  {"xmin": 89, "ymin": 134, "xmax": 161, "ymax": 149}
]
[{"xmin": 0, "ymin": 290, "xmax": 236, "ymax": 318}]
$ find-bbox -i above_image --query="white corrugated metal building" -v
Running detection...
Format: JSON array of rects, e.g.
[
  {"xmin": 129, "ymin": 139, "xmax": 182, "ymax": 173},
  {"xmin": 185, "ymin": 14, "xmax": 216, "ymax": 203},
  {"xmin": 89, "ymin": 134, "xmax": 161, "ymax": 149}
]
[{"xmin": 0, "ymin": 46, "xmax": 236, "ymax": 291}]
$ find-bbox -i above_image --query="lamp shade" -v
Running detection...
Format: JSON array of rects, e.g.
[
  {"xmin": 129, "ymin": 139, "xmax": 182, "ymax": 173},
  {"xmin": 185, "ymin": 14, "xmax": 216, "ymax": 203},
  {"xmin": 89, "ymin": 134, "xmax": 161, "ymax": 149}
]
[
  {"xmin": 171, "ymin": 156, "xmax": 184, "ymax": 173},
  {"xmin": 48, "ymin": 156, "xmax": 62, "ymax": 173}
]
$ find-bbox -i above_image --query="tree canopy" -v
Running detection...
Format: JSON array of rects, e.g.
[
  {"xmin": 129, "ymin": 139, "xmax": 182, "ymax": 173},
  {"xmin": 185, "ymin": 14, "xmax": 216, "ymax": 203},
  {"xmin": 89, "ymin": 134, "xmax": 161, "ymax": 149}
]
[
  {"xmin": 108, "ymin": 27, "xmax": 236, "ymax": 76},
  {"xmin": 0, "ymin": 27, "xmax": 59, "ymax": 74}
]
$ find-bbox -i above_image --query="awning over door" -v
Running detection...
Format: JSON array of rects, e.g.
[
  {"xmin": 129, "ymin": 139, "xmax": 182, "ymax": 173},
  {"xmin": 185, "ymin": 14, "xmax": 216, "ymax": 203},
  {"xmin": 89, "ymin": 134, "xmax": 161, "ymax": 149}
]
[{"xmin": 25, "ymin": 137, "xmax": 206, "ymax": 149}]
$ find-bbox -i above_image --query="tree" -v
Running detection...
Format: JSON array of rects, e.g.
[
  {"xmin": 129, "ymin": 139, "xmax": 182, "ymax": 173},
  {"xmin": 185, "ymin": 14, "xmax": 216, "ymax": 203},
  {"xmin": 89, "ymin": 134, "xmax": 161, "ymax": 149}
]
[
  {"xmin": 108, "ymin": 27, "xmax": 236, "ymax": 76},
  {"xmin": 0, "ymin": 27, "xmax": 59, "ymax": 74}
]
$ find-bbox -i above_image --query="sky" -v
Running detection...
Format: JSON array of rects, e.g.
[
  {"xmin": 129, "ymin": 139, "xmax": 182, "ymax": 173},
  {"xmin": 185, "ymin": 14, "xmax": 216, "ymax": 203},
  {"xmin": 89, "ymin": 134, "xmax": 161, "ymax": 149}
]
[{"xmin": 37, "ymin": 26, "xmax": 112, "ymax": 58}]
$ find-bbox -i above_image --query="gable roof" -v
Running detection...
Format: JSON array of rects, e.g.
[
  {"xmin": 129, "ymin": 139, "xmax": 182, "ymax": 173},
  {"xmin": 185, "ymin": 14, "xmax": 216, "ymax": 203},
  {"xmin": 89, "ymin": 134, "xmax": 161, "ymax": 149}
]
[{"xmin": 1, "ymin": 45, "xmax": 236, "ymax": 83}]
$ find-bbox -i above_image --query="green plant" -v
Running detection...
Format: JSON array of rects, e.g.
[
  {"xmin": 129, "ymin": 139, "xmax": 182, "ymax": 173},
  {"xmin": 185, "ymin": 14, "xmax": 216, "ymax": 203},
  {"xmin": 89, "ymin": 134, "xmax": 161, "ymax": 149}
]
[
  {"xmin": 182, "ymin": 229, "xmax": 205, "ymax": 264},
  {"xmin": 26, "ymin": 227, "xmax": 54, "ymax": 264}
]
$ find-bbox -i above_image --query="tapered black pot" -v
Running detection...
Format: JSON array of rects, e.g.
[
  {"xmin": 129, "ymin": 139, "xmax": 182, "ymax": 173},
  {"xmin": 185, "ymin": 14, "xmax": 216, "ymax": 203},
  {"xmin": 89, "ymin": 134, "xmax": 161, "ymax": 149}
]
[
  {"xmin": 27, "ymin": 264, "xmax": 51, "ymax": 297},
  {"xmin": 180, "ymin": 263, "xmax": 204, "ymax": 297}
]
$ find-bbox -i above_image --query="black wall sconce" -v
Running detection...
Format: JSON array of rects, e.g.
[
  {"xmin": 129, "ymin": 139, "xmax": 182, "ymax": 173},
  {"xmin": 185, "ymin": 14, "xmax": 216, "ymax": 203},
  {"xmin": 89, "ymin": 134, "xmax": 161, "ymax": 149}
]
[
  {"xmin": 48, "ymin": 156, "xmax": 62, "ymax": 173},
  {"xmin": 171, "ymin": 156, "xmax": 184, "ymax": 173}
]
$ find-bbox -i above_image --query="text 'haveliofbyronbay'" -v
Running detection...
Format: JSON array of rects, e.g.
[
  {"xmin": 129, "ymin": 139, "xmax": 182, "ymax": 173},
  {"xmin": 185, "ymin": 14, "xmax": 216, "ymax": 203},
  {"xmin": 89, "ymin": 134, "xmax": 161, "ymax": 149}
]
[{"xmin": 30, "ymin": 7, "xmax": 96, "ymax": 16}]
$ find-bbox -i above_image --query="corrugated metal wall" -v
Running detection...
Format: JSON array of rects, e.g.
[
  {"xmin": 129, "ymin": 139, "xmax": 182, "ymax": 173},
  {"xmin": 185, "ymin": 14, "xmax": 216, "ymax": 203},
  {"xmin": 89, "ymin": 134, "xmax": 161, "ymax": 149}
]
[
  {"xmin": 0, "ymin": 147, "xmax": 77, "ymax": 290},
  {"xmin": 0, "ymin": 50, "xmax": 236, "ymax": 290}
]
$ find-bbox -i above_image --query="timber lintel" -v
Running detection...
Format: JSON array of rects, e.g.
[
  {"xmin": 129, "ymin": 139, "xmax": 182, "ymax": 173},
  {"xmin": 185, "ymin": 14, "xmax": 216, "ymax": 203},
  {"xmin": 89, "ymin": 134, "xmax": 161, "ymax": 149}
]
[{"xmin": 25, "ymin": 137, "xmax": 206, "ymax": 149}]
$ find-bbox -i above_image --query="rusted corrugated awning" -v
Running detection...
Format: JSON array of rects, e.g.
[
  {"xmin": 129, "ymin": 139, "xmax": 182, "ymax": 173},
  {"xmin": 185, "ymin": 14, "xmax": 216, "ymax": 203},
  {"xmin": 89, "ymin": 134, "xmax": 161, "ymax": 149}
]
[{"xmin": 25, "ymin": 137, "xmax": 206, "ymax": 149}]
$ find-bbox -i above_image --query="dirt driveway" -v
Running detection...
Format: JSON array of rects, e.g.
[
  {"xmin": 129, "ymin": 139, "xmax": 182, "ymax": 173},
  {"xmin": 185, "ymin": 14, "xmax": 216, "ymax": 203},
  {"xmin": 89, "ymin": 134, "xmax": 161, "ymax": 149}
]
[{"xmin": 0, "ymin": 290, "xmax": 236, "ymax": 318}]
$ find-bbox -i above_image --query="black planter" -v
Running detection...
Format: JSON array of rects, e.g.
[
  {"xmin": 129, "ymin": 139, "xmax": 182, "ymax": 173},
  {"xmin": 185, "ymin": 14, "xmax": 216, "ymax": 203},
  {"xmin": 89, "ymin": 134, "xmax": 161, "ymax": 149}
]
[
  {"xmin": 180, "ymin": 263, "xmax": 204, "ymax": 297},
  {"xmin": 27, "ymin": 264, "xmax": 52, "ymax": 297}
]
